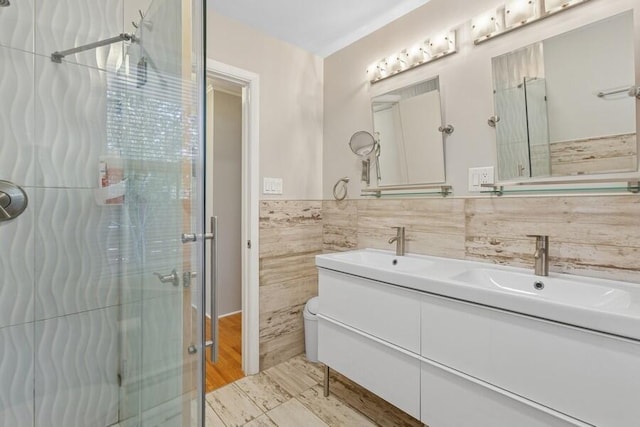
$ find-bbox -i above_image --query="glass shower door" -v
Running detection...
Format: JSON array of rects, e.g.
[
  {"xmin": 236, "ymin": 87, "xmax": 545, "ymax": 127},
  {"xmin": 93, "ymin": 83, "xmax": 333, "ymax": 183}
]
[{"xmin": 113, "ymin": 0, "xmax": 206, "ymax": 425}]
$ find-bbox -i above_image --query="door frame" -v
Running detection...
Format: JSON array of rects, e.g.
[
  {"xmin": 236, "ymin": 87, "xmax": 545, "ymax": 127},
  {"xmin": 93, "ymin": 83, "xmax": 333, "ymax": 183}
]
[{"xmin": 206, "ymin": 59, "xmax": 260, "ymax": 375}]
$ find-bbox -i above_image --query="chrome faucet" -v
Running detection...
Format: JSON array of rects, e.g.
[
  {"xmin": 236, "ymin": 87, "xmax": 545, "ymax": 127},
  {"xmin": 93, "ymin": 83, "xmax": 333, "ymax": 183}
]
[
  {"xmin": 527, "ymin": 235, "xmax": 549, "ymax": 276},
  {"xmin": 388, "ymin": 227, "xmax": 405, "ymax": 256}
]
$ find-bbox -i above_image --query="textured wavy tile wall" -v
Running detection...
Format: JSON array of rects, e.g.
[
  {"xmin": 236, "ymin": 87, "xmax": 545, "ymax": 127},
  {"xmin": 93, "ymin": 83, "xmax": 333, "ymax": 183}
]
[
  {"xmin": 0, "ymin": 0, "xmax": 34, "ymax": 51},
  {"xmin": 0, "ymin": 323, "xmax": 34, "ymax": 426},
  {"xmin": 0, "ymin": 188, "xmax": 34, "ymax": 330},
  {"xmin": 35, "ymin": 307, "xmax": 119, "ymax": 427},
  {"xmin": 35, "ymin": 0, "xmax": 124, "ymax": 70},
  {"xmin": 33, "ymin": 188, "xmax": 121, "ymax": 319},
  {"xmin": 35, "ymin": 58, "xmax": 109, "ymax": 188},
  {"xmin": 0, "ymin": 47, "xmax": 35, "ymax": 188},
  {"xmin": 0, "ymin": 1, "xmax": 125, "ymax": 425}
]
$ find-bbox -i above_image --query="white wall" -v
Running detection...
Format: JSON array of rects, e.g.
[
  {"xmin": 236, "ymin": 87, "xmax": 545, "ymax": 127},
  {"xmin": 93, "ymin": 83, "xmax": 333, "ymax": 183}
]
[
  {"xmin": 544, "ymin": 11, "xmax": 635, "ymax": 142},
  {"xmin": 323, "ymin": 0, "xmax": 640, "ymax": 198},
  {"xmin": 207, "ymin": 9, "xmax": 324, "ymax": 200}
]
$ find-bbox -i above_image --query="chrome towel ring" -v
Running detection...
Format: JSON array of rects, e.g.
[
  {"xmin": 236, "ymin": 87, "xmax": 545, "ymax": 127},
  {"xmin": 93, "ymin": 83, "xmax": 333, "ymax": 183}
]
[{"xmin": 332, "ymin": 177, "xmax": 350, "ymax": 201}]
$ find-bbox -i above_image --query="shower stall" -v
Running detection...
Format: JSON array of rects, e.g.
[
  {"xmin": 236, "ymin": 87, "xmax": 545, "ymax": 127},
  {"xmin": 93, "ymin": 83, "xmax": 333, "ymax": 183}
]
[{"xmin": 0, "ymin": 0, "xmax": 206, "ymax": 426}]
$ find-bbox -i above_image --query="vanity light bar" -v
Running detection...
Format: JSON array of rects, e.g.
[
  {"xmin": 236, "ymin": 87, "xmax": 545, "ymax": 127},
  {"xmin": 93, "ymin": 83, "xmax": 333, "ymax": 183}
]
[
  {"xmin": 473, "ymin": 0, "xmax": 591, "ymax": 45},
  {"xmin": 367, "ymin": 30, "xmax": 457, "ymax": 84}
]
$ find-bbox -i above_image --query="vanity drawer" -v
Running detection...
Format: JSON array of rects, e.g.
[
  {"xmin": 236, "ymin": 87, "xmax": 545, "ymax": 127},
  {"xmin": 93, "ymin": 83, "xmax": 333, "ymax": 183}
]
[
  {"xmin": 421, "ymin": 294, "xmax": 640, "ymax": 427},
  {"xmin": 318, "ymin": 269, "xmax": 420, "ymax": 353},
  {"xmin": 318, "ymin": 317, "xmax": 421, "ymax": 419},
  {"xmin": 421, "ymin": 360, "xmax": 584, "ymax": 427}
]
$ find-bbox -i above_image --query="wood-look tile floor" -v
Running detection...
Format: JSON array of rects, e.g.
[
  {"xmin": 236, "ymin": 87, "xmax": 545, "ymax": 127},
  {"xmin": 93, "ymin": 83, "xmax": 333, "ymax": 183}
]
[
  {"xmin": 204, "ymin": 355, "xmax": 423, "ymax": 427},
  {"xmin": 206, "ymin": 313, "xmax": 244, "ymax": 393}
]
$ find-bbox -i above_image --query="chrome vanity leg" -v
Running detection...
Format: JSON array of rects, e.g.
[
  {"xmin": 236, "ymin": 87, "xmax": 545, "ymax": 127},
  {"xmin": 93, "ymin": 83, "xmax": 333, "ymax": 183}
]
[{"xmin": 323, "ymin": 365, "xmax": 330, "ymax": 397}]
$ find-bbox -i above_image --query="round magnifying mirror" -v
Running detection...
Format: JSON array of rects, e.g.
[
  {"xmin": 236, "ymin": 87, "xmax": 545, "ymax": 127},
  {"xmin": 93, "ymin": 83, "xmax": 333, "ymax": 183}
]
[{"xmin": 349, "ymin": 131, "xmax": 377, "ymax": 157}]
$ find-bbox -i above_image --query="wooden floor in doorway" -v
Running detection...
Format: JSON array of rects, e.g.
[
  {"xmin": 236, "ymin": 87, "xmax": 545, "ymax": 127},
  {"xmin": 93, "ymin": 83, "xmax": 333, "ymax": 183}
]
[{"xmin": 205, "ymin": 312, "xmax": 244, "ymax": 393}]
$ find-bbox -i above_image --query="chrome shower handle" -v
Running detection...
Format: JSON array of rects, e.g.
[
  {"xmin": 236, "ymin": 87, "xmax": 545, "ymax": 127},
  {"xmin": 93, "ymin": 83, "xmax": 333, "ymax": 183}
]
[{"xmin": 153, "ymin": 269, "xmax": 180, "ymax": 287}]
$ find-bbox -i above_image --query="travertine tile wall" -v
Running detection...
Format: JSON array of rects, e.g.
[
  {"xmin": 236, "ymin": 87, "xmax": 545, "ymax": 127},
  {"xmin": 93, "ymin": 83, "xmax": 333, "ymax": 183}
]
[
  {"xmin": 357, "ymin": 199, "xmax": 466, "ymax": 259},
  {"xmin": 550, "ymin": 133, "xmax": 637, "ymax": 176},
  {"xmin": 259, "ymin": 201, "xmax": 323, "ymax": 370},
  {"xmin": 322, "ymin": 196, "xmax": 640, "ymax": 283},
  {"xmin": 259, "ymin": 195, "xmax": 639, "ymax": 371},
  {"xmin": 465, "ymin": 196, "xmax": 640, "ymax": 282}
]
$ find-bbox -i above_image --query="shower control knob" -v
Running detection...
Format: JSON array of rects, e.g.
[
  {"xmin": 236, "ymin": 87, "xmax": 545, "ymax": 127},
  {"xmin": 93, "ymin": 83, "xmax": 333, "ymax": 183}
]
[{"xmin": 0, "ymin": 180, "xmax": 28, "ymax": 222}]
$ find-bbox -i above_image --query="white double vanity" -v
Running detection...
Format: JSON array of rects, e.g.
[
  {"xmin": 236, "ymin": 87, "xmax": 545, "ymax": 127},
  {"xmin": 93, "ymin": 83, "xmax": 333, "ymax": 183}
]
[{"xmin": 316, "ymin": 249, "xmax": 640, "ymax": 427}]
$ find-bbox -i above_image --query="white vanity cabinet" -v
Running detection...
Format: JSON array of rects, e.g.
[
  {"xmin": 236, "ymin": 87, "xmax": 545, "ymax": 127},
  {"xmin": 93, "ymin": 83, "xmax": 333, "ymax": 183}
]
[
  {"xmin": 317, "ymin": 267, "xmax": 640, "ymax": 427},
  {"xmin": 420, "ymin": 294, "xmax": 640, "ymax": 427},
  {"xmin": 317, "ymin": 269, "xmax": 422, "ymax": 419}
]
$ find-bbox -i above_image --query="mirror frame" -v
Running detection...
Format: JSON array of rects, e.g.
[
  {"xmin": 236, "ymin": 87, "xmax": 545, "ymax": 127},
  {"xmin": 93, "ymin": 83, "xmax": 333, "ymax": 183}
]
[
  {"xmin": 369, "ymin": 75, "xmax": 448, "ymax": 189},
  {"xmin": 489, "ymin": 10, "xmax": 640, "ymax": 188}
]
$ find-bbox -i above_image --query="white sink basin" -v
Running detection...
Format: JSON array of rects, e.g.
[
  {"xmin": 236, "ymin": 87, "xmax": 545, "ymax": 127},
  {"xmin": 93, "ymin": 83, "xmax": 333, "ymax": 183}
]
[
  {"xmin": 320, "ymin": 249, "xmax": 435, "ymax": 274},
  {"xmin": 316, "ymin": 249, "xmax": 640, "ymax": 340},
  {"xmin": 451, "ymin": 268, "xmax": 633, "ymax": 311}
]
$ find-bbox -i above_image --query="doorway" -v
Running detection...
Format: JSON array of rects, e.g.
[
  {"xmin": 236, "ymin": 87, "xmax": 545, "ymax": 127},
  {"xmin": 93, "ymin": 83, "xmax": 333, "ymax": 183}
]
[
  {"xmin": 205, "ymin": 78, "xmax": 243, "ymax": 391},
  {"xmin": 204, "ymin": 60, "xmax": 260, "ymax": 393}
]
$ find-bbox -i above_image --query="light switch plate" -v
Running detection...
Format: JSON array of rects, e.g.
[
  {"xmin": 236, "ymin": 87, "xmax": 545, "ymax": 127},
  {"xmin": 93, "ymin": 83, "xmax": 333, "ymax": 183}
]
[
  {"xmin": 263, "ymin": 177, "xmax": 283, "ymax": 195},
  {"xmin": 272, "ymin": 178, "xmax": 283, "ymax": 195},
  {"xmin": 468, "ymin": 167, "xmax": 495, "ymax": 192}
]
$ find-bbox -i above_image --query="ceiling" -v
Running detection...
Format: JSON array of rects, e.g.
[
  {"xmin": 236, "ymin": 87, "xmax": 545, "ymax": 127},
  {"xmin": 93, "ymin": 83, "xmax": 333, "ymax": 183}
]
[{"xmin": 208, "ymin": 0, "xmax": 433, "ymax": 57}]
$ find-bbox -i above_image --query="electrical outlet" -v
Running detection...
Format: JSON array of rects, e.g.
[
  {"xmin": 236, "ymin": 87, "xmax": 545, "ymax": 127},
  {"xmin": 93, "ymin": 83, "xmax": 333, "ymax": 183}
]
[{"xmin": 468, "ymin": 167, "xmax": 495, "ymax": 192}]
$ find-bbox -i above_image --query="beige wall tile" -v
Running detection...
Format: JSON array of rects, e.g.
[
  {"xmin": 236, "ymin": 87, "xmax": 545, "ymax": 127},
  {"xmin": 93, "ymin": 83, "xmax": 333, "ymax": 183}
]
[
  {"xmin": 259, "ymin": 201, "xmax": 322, "ymax": 228},
  {"xmin": 259, "ymin": 253, "xmax": 319, "ymax": 286},
  {"xmin": 259, "ymin": 278, "xmax": 318, "ymax": 315},
  {"xmin": 550, "ymin": 133, "xmax": 637, "ymax": 176},
  {"xmin": 260, "ymin": 226, "xmax": 323, "ymax": 259},
  {"xmin": 259, "ymin": 303, "xmax": 304, "ymax": 342},
  {"xmin": 259, "ymin": 200, "xmax": 323, "ymax": 370},
  {"xmin": 259, "ymin": 328, "xmax": 306, "ymax": 370},
  {"xmin": 357, "ymin": 198, "xmax": 466, "ymax": 259},
  {"xmin": 322, "ymin": 200, "xmax": 358, "ymax": 252},
  {"xmin": 466, "ymin": 196, "xmax": 640, "ymax": 282}
]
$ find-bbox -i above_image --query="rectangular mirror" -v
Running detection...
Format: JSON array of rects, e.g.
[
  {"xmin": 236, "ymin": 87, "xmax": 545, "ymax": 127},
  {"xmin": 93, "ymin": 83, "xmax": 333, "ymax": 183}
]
[
  {"xmin": 491, "ymin": 11, "xmax": 637, "ymax": 181},
  {"xmin": 371, "ymin": 77, "xmax": 446, "ymax": 186}
]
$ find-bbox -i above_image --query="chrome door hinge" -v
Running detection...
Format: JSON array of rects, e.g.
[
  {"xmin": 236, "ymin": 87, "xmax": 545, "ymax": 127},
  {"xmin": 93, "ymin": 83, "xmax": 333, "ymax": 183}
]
[
  {"xmin": 182, "ymin": 271, "xmax": 196, "ymax": 288},
  {"xmin": 247, "ymin": 240, "xmax": 252, "ymax": 249}
]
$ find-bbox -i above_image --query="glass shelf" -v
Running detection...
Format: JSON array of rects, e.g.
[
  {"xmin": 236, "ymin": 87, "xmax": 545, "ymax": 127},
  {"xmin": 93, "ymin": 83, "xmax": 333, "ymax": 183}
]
[
  {"xmin": 361, "ymin": 185, "xmax": 452, "ymax": 198},
  {"xmin": 481, "ymin": 183, "xmax": 639, "ymax": 196}
]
